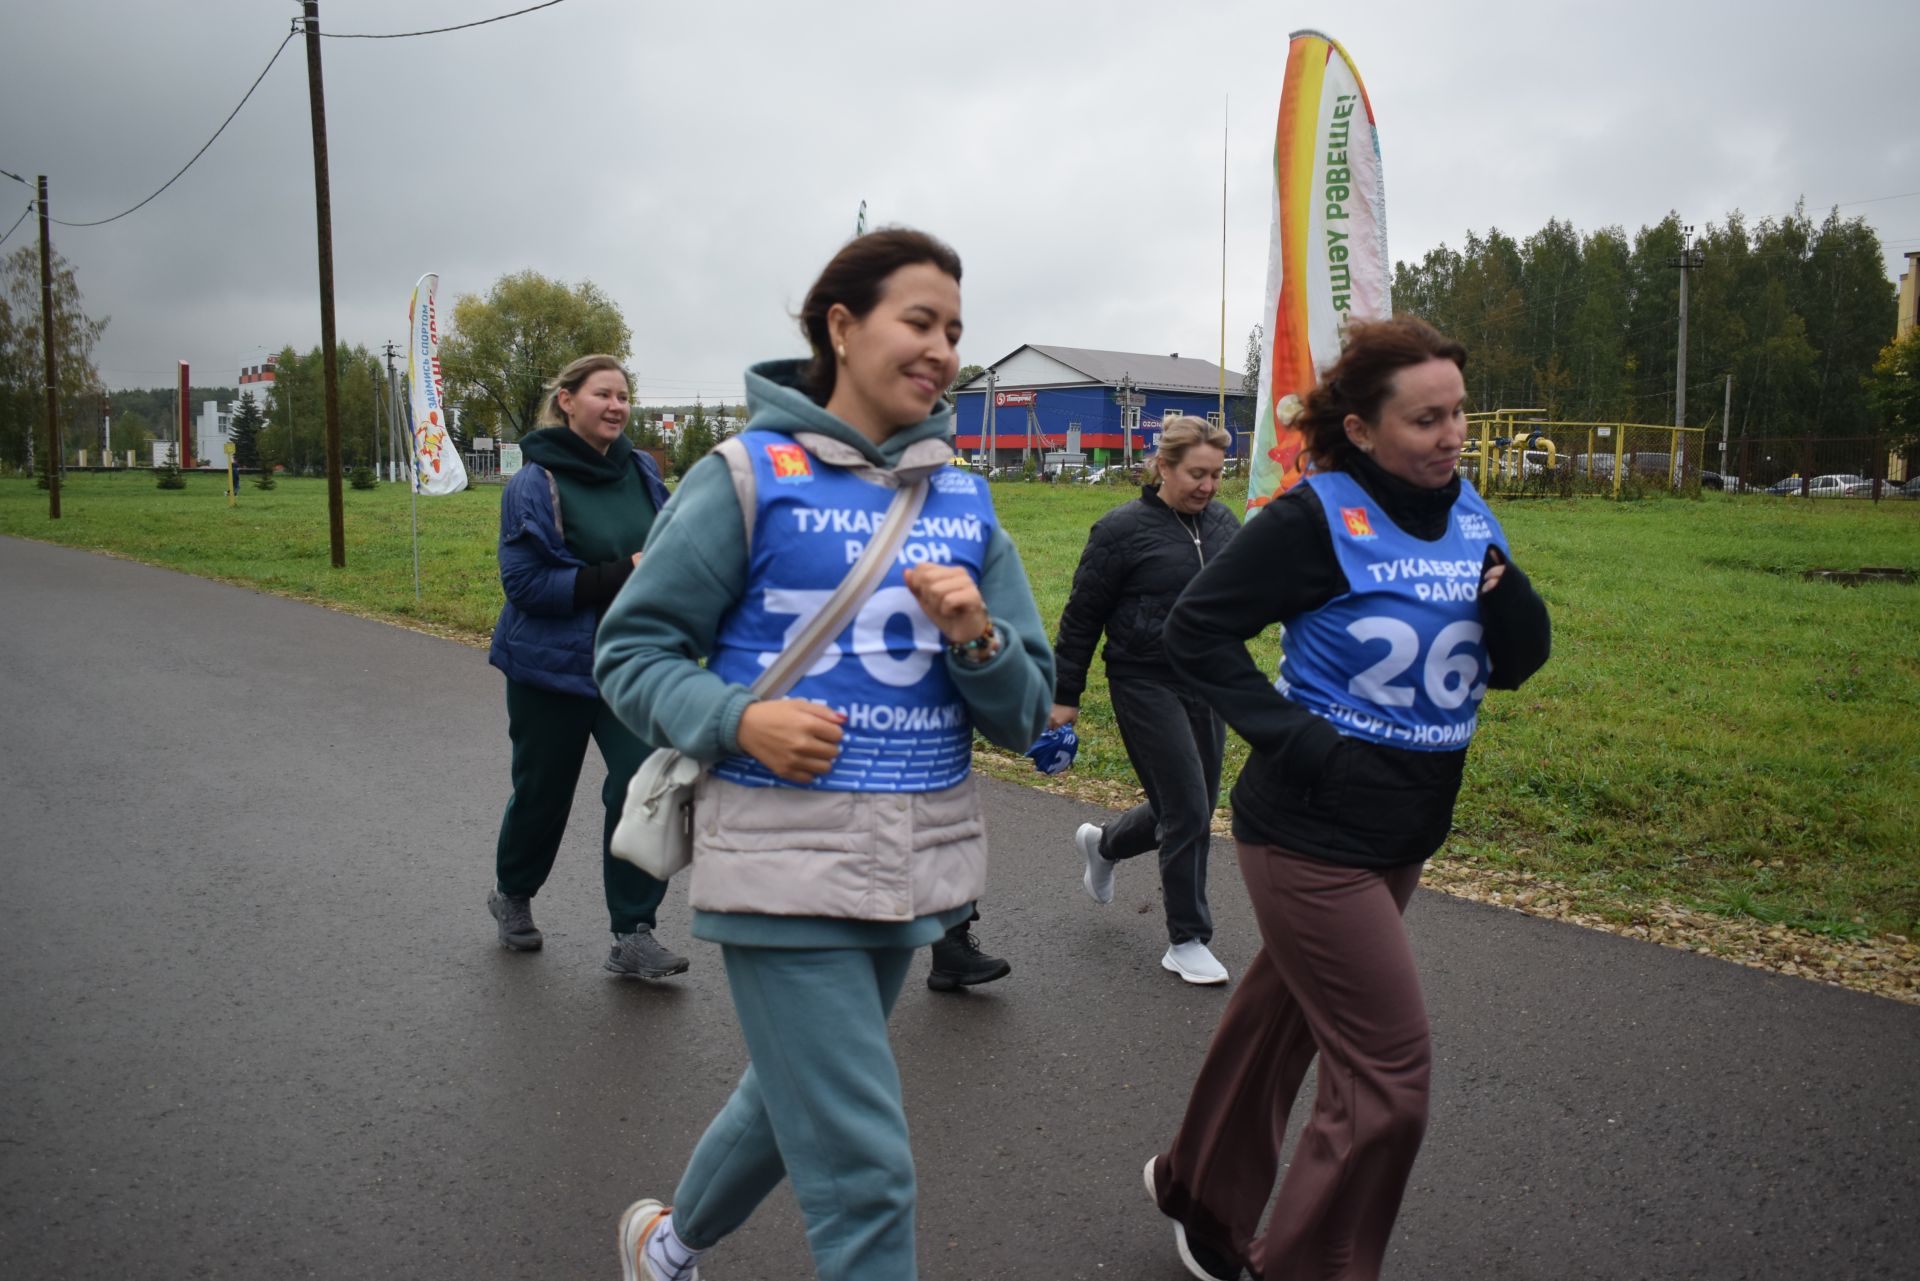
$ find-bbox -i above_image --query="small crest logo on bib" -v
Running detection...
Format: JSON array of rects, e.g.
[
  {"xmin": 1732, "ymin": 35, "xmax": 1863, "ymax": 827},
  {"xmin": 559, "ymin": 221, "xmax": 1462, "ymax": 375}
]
[
  {"xmin": 1339, "ymin": 506, "xmax": 1378, "ymax": 540},
  {"xmin": 1456, "ymin": 510, "xmax": 1491, "ymax": 541},
  {"xmin": 766, "ymin": 443, "xmax": 813, "ymax": 483}
]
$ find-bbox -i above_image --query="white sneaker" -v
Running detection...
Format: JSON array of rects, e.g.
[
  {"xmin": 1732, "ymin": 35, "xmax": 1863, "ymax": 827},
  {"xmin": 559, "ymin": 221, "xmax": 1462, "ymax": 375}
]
[
  {"xmin": 1077, "ymin": 822, "xmax": 1115, "ymax": 904},
  {"xmin": 619, "ymin": 1199, "xmax": 701, "ymax": 1281},
  {"xmin": 1162, "ymin": 940, "xmax": 1229, "ymax": 985}
]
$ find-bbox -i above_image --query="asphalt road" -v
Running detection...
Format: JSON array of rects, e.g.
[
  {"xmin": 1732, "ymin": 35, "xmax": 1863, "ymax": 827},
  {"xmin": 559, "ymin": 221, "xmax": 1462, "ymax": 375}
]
[{"xmin": 2, "ymin": 534, "xmax": 1916, "ymax": 1280}]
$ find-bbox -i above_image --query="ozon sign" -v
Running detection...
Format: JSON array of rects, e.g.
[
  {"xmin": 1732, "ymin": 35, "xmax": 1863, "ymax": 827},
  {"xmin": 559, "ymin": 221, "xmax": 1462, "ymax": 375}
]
[{"xmin": 994, "ymin": 390, "xmax": 1036, "ymax": 408}]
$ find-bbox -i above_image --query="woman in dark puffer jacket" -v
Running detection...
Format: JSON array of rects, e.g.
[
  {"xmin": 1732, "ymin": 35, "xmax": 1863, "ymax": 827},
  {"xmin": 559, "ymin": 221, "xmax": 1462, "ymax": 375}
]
[{"xmin": 1051, "ymin": 415, "xmax": 1241, "ymax": 984}]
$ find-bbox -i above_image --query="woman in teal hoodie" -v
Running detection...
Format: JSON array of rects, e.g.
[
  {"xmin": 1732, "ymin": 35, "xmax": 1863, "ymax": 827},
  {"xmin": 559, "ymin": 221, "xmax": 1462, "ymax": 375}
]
[
  {"xmin": 486, "ymin": 354, "xmax": 689, "ymax": 980},
  {"xmin": 595, "ymin": 230, "xmax": 1054, "ymax": 1281}
]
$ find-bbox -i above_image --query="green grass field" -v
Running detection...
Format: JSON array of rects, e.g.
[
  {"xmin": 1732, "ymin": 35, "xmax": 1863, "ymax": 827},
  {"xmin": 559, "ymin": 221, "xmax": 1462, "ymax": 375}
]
[{"xmin": 6, "ymin": 469, "xmax": 1918, "ymax": 939}]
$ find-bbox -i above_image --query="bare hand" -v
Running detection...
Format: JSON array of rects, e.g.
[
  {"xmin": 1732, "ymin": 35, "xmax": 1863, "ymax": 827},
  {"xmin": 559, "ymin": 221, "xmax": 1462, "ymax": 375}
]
[
  {"xmin": 631, "ymin": 550, "xmax": 644, "ymax": 567},
  {"xmin": 1480, "ymin": 563, "xmax": 1506, "ymax": 595},
  {"xmin": 736, "ymin": 699, "xmax": 845, "ymax": 784},
  {"xmin": 903, "ymin": 564, "xmax": 990, "ymax": 645},
  {"xmin": 1049, "ymin": 703, "xmax": 1078, "ymax": 730}
]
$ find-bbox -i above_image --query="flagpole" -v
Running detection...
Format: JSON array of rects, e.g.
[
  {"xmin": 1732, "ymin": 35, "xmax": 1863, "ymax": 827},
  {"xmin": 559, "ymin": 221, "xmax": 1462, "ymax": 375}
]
[{"xmin": 407, "ymin": 388, "xmax": 422, "ymax": 600}]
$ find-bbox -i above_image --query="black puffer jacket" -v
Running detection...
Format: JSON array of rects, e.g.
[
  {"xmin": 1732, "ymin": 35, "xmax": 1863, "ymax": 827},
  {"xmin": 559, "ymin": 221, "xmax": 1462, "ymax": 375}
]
[{"xmin": 1053, "ymin": 486, "xmax": 1241, "ymax": 705}]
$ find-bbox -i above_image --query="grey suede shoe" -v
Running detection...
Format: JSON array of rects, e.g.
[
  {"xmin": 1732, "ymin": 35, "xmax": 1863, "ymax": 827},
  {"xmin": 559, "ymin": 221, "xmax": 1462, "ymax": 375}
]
[
  {"xmin": 606, "ymin": 927, "xmax": 690, "ymax": 978},
  {"xmin": 487, "ymin": 891, "xmax": 543, "ymax": 951}
]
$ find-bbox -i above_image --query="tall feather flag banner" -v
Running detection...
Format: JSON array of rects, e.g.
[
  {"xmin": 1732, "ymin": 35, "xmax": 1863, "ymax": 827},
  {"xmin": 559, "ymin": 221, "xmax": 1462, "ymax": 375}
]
[
  {"xmin": 1246, "ymin": 31, "xmax": 1390, "ymax": 511},
  {"xmin": 407, "ymin": 272, "xmax": 468, "ymax": 496}
]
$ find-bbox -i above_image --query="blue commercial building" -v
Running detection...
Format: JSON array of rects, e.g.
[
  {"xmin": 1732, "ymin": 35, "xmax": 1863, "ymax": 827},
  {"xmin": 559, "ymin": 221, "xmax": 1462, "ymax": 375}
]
[{"xmin": 951, "ymin": 345, "xmax": 1250, "ymax": 468}]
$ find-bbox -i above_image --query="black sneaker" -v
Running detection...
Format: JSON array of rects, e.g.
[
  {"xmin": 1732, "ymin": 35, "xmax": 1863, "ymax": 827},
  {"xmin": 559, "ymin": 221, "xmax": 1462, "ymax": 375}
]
[
  {"xmin": 1144, "ymin": 1156, "xmax": 1244, "ymax": 1281},
  {"xmin": 927, "ymin": 926, "xmax": 1011, "ymax": 991},
  {"xmin": 487, "ymin": 891, "xmax": 543, "ymax": 951},
  {"xmin": 606, "ymin": 927, "xmax": 690, "ymax": 979}
]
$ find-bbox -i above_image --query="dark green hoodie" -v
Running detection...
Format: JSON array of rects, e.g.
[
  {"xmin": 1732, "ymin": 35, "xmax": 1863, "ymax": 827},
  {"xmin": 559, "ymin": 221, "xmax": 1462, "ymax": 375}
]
[{"xmin": 519, "ymin": 427, "xmax": 656, "ymax": 611}]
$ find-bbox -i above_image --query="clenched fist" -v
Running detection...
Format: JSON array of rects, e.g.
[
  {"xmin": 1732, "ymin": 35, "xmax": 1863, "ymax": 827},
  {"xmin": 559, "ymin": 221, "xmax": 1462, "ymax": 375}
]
[
  {"xmin": 737, "ymin": 699, "xmax": 845, "ymax": 784},
  {"xmin": 903, "ymin": 564, "xmax": 990, "ymax": 645}
]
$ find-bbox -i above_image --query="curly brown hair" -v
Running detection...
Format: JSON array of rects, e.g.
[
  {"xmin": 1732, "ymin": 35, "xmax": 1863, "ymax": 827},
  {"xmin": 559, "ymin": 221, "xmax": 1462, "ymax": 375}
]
[{"xmin": 1300, "ymin": 317, "xmax": 1466, "ymax": 472}]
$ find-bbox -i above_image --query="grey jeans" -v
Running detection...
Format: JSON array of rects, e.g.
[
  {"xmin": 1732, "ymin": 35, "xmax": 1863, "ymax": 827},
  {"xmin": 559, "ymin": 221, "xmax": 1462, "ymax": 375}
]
[{"xmin": 1101, "ymin": 674, "xmax": 1226, "ymax": 945}]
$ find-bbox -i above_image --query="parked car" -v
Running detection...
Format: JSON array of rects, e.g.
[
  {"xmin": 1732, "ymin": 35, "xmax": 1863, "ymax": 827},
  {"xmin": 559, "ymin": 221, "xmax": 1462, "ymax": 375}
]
[
  {"xmin": 1759, "ymin": 476, "xmax": 1806, "ymax": 496},
  {"xmin": 1078, "ymin": 467, "xmax": 1107, "ymax": 484},
  {"xmin": 1803, "ymin": 473, "xmax": 1869, "ymax": 498},
  {"xmin": 1900, "ymin": 477, "xmax": 1920, "ymax": 500},
  {"xmin": 1497, "ymin": 448, "xmax": 1558, "ymax": 480},
  {"xmin": 1568, "ymin": 451, "xmax": 1679, "ymax": 482}
]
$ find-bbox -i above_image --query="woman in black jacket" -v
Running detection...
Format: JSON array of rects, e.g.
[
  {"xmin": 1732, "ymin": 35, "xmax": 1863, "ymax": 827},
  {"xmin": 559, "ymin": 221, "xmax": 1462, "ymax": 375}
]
[
  {"xmin": 1051, "ymin": 415, "xmax": 1240, "ymax": 984},
  {"xmin": 1141, "ymin": 318, "xmax": 1551, "ymax": 1281}
]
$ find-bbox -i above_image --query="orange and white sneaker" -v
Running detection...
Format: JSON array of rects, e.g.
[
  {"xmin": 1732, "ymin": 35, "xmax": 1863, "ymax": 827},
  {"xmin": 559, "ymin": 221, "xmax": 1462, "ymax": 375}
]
[{"xmin": 618, "ymin": 1199, "xmax": 702, "ymax": 1281}]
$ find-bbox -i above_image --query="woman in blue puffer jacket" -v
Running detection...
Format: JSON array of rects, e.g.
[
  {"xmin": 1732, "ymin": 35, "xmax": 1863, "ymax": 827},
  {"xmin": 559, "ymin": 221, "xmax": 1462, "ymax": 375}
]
[{"xmin": 485, "ymin": 353, "xmax": 690, "ymax": 980}]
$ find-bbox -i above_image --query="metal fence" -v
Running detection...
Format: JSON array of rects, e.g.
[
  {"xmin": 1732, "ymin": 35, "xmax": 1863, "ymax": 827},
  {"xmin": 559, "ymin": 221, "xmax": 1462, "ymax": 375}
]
[
  {"xmin": 1462, "ymin": 410, "xmax": 1707, "ymax": 498},
  {"xmin": 1713, "ymin": 436, "xmax": 1915, "ymax": 499}
]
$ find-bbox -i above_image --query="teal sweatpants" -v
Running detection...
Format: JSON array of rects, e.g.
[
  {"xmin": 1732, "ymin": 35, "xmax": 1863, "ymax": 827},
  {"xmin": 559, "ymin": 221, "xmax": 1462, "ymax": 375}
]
[
  {"xmin": 494, "ymin": 678, "xmax": 666, "ymax": 934},
  {"xmin": 673, "ymin": 944, "xmax": 918, "ymax": 1280}
]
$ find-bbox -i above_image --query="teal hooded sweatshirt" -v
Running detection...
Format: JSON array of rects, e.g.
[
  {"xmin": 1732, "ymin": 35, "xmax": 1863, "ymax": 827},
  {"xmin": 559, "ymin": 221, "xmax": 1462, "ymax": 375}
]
[{"xmin": 593, "ymin": 359, "xmax": 1055, "ymax": 949}]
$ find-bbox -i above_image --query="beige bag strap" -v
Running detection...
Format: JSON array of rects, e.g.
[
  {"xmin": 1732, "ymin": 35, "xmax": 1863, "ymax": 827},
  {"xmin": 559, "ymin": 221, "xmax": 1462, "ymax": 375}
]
[{"xmin": 714, "ymin": 436, "xmax": 759, "ymax": 548}]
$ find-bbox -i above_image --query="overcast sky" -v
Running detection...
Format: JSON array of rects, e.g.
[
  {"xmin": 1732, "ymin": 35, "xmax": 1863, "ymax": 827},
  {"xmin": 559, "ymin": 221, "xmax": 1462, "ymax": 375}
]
[{"xmin": 3, "ymin": 0, "xmax": 1915, "ymax": 404}]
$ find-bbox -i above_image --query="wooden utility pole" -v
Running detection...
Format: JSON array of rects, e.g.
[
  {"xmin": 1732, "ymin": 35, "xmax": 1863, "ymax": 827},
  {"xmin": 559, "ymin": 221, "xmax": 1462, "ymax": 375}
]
[
  {"xmin": 38, "ymin": 175, "xmax": 59, "ymax": 519},
  {"xmin": 301, "ymin": 1, "xmax": 346, "ymax": 566}
]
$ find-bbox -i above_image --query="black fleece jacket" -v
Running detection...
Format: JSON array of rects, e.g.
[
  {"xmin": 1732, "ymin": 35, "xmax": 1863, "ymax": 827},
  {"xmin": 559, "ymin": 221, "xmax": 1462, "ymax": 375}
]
[
  {"xmin": 1165, "ymin": 454, "xmax": 1551, "ymax": 867},
  {"xmin": 1052, "ymin": 485, "xmax": 1242, "ymax": 705}
]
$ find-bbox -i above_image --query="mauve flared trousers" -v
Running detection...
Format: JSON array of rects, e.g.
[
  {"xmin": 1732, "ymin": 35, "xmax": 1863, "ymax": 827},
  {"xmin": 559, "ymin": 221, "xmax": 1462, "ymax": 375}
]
[{"xmin": 1152, "ymin": 841, "xmax": 1430, "ymax": 1281}]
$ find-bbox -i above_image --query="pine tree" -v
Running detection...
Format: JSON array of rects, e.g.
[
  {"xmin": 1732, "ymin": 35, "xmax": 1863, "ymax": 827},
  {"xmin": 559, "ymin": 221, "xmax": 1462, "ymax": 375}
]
[
  {"xmin": 154, "ymin": 444, "xmax": 186, "ymax": 490},
  {"xmin": 229, "ymin": 391, "xmax": 264, "ymax": 468},
  {"xmin": 1236, "ymin": 324, "xmax": 1263, "ymax": 435},
  {"xmin": 626, "ymin": 410, "xmax": 663, "ymax": 450},
  {"xmin": 673, "ymin": 397, "xmax": 718, "ymax": 475},
  {"xmin": 252, "ymin": 442, "xmax": 278, "ymax": 490}
]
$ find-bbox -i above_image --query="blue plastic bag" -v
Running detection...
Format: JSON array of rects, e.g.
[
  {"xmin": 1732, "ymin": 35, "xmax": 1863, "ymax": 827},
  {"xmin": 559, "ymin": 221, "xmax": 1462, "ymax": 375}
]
[{"xmin": 1024, "ymin": 722, "xmax": 1079, "ymax": 776}]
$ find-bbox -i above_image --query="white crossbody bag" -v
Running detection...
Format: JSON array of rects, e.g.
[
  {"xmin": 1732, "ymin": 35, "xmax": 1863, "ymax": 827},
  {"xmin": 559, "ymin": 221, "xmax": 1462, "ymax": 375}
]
[{"xmin": 609, "ymin": 473, "xmax": 931, "ymax": 880}]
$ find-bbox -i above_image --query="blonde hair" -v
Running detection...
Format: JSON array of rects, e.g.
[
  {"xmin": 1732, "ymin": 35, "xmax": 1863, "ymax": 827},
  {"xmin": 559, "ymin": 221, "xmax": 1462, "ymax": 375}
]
[
  {"xmin": 538, "ymin": 354, "xmax": 629, "ymax": 427},
  {"xmin": 1153, "ymin": 415, "xmax": 1231, "ymax": 479}
]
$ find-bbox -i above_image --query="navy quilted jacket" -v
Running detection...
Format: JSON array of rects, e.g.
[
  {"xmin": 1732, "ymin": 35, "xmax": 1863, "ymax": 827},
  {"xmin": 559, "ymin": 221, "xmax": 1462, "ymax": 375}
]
[{"xmin": 487, "ymin": 448, "xmax": 671, "ymax": 698}]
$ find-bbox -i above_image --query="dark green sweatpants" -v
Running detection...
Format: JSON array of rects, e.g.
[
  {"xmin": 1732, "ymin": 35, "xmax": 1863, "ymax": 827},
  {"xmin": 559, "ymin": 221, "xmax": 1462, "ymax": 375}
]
[{"xmin": 495, "ymin": 678, "xmax": 666, "ymax": 934}]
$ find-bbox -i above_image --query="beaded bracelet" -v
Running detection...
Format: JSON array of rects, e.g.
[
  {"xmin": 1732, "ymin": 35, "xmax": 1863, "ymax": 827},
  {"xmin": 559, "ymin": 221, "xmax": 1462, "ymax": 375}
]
[{"xmin": 948, "ymin": 624, "xmax": 999, "ymax": 663}]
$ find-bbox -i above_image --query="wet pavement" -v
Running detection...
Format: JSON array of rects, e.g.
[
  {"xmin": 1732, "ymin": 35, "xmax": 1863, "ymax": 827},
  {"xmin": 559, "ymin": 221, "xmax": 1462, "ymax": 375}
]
[{"xmin": 3, "ymin": 534, "xmax": 1917, "ymax": 1279}]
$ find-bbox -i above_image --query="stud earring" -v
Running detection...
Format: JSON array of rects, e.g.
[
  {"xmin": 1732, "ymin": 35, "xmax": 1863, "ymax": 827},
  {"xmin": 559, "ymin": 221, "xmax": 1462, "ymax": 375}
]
[{"xmin": 836, "ymin": 344, "xmax": 847, "ymax": 360}]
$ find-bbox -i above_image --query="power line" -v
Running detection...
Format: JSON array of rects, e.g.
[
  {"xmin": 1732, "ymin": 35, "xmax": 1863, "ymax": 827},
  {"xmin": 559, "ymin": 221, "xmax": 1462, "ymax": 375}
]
[
  {"xmin": 0, "ymin": 199, "xmax": 33, "ymax": 251},
  {"xmin": 321, "ymin": 0, "xmax": 572, "ymax": 38},
  {"xmin": 1833, "ymin": 190, "xmax": 1920, "ymax": 209},
  {"xmin": 50, "ymin": 31, "xmax": 297, "ymax": 229}
]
